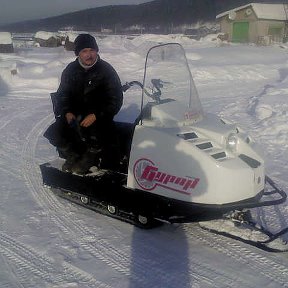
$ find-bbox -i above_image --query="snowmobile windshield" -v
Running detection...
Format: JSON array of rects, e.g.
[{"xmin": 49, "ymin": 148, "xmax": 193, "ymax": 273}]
[{"xmin": 141, "ymin": 43, "xmax": 203, "ymax": 127}]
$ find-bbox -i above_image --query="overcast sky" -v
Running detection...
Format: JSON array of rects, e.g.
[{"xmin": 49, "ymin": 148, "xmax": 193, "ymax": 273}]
[{"xmin": 0, "ymin": 0, "xmax": 152, "ymax": 25}]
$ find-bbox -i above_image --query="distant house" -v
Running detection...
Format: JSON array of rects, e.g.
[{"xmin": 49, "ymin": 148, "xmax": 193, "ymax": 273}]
[
  {"xmin": 34, "ymin": 31, "xmax": 62, "ymax": 47},
  {"xmin": 216, "ymin": 3, "xmax": 287, "ymax": 44},
  {"xmin": 0, "ymin": 32, "xmax": 14, "ymax": 53}
]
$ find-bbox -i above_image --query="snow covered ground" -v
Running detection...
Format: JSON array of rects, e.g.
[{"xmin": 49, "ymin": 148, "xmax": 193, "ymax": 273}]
[{"xmin": 1, "ymin": 33, "xmax": 288, "ymax": 287}]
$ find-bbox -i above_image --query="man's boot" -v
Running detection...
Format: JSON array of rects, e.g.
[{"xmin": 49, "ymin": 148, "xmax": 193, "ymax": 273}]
[
  {"xmin": 58, "ymin": 146, "xmax": 80, "ymax": 172},
  {"xmin": 72, "ymin": 147, "xmax": 101, "ymax": 175}
]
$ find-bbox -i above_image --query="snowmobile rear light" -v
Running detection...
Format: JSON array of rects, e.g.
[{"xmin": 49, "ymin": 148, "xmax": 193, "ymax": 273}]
[{"xmin": 177, "ymin": 132, "xmax": 198, "ymax": 140}]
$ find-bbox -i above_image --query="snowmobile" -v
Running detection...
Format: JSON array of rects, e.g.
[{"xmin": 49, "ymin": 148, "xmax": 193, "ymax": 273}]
[{"xmin": 40, "ymin": 43, "xmax": 288, "ymax": 251}]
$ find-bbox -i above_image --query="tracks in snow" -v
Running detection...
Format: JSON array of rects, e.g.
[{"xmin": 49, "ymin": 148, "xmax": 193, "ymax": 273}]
[
  {"xmin": 0, "ymin": 102, "xmax": 111, "ymax": 287},
  {"xmin": 183, "ymin": 224, "xmax": 288, "ymax": 287},
  {"xmin": 0, "ymin": 232, "xmax": 110, "ymax": 288}
]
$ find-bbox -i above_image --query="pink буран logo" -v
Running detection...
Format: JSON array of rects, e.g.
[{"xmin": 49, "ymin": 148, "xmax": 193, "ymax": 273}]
[{"xmin": 133, "ymin": 158, "xmax": 199, "ymax": 195}]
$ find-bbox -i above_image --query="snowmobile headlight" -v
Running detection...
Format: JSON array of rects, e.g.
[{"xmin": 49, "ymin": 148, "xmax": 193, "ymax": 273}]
[{"xmin": 226, "ymin": 133, "xmax": 238, "ymax": 152}]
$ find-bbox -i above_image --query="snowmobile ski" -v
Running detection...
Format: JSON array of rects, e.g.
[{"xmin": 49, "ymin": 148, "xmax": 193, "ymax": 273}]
[
  {"xmin": 199, "ymin": 216, "xmax": 288, "ymax": 253},
  {"xmin": 199, "ymin": 177, "xmax": 288, "ymax": 252}
]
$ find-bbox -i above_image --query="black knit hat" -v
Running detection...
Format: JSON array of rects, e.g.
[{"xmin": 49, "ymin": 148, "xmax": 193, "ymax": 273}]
[{"xmin": 74, "ymin": 34, "xmax": 99, "ymax": 55}]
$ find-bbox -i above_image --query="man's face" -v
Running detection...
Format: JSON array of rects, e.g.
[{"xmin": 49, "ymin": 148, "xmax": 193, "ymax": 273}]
[{"xmin": 78, "ymin": 48, "xmax": 98, "ymax": 66}]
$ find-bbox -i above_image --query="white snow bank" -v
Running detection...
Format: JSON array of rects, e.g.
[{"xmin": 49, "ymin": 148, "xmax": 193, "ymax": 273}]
[
  {"xmin": 0, "ymin": 32, "xmax": 12, "ymax": 44},
  {"xmin": 35, "ymin": 31, "xmax": 58, "ymax": 40},
  {"xmin": 0, "ymin": 60, "xmax": 17, "ymax": 89},
  {"xmin": 250, "ymin": 74, "xmax": 288, "ymax": 121}
]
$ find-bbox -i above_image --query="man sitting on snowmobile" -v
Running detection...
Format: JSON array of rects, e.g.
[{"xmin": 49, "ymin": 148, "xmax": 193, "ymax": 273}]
[{"xmin": 44, "ymin": 33, "xmax": 123, "ymax": 174}]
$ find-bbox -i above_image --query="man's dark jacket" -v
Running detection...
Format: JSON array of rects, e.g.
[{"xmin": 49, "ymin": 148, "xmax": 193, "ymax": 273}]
[{"xmin": 57, "ymin": 56, "xmax": 123, "ymax": 121}]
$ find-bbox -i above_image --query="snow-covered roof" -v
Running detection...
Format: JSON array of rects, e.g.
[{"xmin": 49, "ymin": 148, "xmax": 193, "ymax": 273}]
[
  {"xmin": 216, "ymin": 3, "xmax": 287, "ymax": 21},
  {"xmin": 0, "ymin": 32, "xmax": 12, "ymax": 44},
  {"xmin": 34, "ymin": 31, "xmax": 58, "ymax": 40}
]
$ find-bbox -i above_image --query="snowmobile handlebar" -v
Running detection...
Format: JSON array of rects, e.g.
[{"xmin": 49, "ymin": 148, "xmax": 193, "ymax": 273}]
[
  {"xmin": 122, "ymin": 79, "xmax": 167, "ymax": 102},
  {"xmin": 122, "ymin": 81, "xmax": 143, "ymax": 92}
]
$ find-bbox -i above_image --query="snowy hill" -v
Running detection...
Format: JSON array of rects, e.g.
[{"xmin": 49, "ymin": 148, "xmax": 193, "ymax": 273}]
[{"xmin": 1, "ymin": 0, "xmax": 287, "ymax": 32}]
